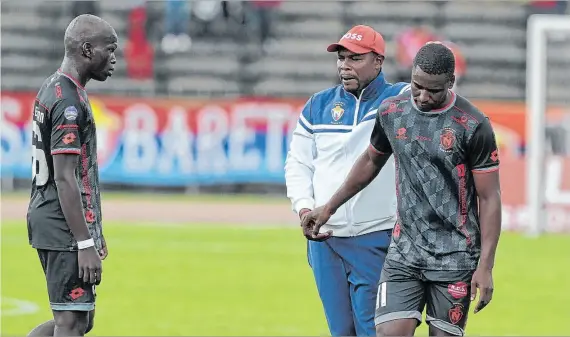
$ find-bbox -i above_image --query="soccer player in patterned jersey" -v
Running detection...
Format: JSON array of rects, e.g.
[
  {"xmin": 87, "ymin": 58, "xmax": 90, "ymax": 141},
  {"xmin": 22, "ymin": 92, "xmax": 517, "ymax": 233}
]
[
  {"xmin": 26, "ymin": 15, "xmax": 117, "ymax": 337},
  {"xmin": 302, "ymin": 42, "xmax": 502, "ymax": 337}
]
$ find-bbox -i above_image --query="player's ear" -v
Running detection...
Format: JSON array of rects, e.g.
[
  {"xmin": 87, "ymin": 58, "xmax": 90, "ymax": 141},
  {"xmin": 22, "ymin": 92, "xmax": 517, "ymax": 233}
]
[
  {"xmin": 448, "ymin": 74, "xmax": 456, "ymax": 90},
  {"xmin": 375, "ymin": 54, "xmax": 384, "ymax": 70},
  {"xmin": 81, "ymin": 42, "xmax": 93, "ymax": 59}
]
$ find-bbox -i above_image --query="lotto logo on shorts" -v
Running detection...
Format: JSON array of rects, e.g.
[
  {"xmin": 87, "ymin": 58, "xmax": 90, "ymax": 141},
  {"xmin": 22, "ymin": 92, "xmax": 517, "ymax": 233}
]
[
  {"xmin": 447, "ymin": 281, "xmax": 468, "ymax": 299},
  {"xmin": 69, "ymin": 287, "xmax": 85, "ymax": 300}
]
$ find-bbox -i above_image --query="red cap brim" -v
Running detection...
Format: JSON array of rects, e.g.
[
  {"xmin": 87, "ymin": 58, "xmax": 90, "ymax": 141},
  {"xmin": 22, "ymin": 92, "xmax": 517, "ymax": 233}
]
[{"xmin": 327, "ymin": 41, "xmax": 373, "ymax": 54}]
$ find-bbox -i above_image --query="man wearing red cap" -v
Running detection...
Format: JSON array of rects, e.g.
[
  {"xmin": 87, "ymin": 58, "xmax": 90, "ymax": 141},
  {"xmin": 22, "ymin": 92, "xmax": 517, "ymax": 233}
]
[{"xmin": 285, "ymin": 25, "xmax": 409, "ymax": 336}]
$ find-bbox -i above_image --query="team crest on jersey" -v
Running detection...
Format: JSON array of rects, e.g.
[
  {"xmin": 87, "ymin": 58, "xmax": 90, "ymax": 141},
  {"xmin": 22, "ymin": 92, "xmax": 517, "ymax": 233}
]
[
  {"xmin": 64, "ymin": 106, "xmax": 78, "ymax": 121},
  {"xmin": 440, "ymin": 128, "xmax": 456, "ymax": 152},
  {"xmin": 331, "ymin": 103, "xmax": 345, "ymax": 123}
]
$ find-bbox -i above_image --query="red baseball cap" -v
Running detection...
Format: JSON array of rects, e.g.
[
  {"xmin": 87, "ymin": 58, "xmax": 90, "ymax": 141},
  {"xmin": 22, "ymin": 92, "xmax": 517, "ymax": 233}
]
[{"xmin": 327, "ymin": 25, "xmax": 386, "ymax": 56}]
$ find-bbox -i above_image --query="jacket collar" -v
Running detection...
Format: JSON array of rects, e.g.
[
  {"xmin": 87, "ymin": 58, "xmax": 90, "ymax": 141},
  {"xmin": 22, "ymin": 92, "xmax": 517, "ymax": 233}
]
[{"xmin": 343, "ymin": 71, "xmax": 388, "ymax": 101}]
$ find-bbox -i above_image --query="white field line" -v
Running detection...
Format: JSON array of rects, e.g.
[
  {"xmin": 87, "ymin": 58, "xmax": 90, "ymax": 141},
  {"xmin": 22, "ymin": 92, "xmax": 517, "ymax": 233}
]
[{"xmin": 1, "ymin": 297, "xmax": 40, "ymax": 316}]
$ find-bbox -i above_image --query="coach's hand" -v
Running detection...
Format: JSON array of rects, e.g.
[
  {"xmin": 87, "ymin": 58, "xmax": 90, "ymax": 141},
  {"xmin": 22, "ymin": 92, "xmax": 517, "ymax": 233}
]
[
  {"xmin": 99, "ymin": 235, "xmax": 108, "ymax": 260},
  {"xmin": 78, "ymin": 246, "xmax": 102, "ymax": 285},
  {"xmin": 470, "ymin": 267, "xmax": 493, "ymax": 313},
  {"xmin": 300, "ymin": 206, "xmax": 333, "ymax": 241}
]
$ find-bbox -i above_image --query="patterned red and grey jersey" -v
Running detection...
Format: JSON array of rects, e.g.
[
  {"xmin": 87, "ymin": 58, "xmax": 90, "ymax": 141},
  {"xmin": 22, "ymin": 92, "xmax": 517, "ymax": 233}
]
[
  {"xmin": 370, "ymin": 91, "xmax": 499, "ymax": 271},
  {"xmin": 27, "ymin": 70, "xmax": 103, "ymax": 251}
]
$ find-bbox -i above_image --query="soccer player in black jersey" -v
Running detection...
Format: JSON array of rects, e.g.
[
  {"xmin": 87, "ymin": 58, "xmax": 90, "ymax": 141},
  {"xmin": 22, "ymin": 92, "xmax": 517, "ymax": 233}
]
[
  {"xmin": 26, "ymin": 14, "xmax": 117, "ymax": 337},
  {"xmin": 302, "ymin": 43, "xmax": 502, "ymax": 336}
]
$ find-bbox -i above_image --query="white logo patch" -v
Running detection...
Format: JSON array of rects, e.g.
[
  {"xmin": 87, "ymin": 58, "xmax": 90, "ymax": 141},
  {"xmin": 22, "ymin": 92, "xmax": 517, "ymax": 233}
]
[
  {"xmin": 64, "ymin": 106, "xmax": 78, "ymax": 121},
  {"xmin": 342, "ymin": 33, "xmax": 363, "ymax": 41}
]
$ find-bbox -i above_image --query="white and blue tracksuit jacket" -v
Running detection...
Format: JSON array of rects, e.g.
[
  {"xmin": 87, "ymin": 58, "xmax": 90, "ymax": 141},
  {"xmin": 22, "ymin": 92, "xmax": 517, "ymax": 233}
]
[{"xmin": 285, "ymin": 73, "xmax": 410, "ymax": 236}]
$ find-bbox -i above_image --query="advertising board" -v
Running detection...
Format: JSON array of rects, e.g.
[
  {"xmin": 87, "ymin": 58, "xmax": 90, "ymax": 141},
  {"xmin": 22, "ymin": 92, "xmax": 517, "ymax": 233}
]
[{"xmin": 2, "ymin": 91, "xmax": 570, "ymax": 232}]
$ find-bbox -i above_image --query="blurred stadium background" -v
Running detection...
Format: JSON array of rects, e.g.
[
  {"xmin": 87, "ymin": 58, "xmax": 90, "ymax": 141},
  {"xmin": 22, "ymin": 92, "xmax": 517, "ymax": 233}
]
[{"xmin": 1, "ymin": 0, "xmax": 570, "ymax": 335}]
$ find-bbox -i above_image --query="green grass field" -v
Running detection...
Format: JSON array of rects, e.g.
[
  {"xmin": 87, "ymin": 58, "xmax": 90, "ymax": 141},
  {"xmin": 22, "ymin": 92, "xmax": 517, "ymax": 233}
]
[{"xmin": 2, "ymin": 205, "xmax": 570, "ymax": 335}]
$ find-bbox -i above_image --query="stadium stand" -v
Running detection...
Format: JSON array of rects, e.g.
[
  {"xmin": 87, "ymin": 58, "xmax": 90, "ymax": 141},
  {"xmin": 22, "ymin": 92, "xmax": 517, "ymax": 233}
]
[{"xmin": 1, "ymin": 1, "xmax": 569, "ymax": 103}]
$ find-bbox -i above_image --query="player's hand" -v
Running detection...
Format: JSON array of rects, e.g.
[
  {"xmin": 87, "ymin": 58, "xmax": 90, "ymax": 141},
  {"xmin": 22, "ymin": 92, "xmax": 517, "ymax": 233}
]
[
  {"xmin": 470, "ymin": 267, "xmax": 494, "ymax": 313},
  {"xmin": 78, "ymin": 246, "xmax": 102, "ymax": 285},
  {"xmin": 299, "ymin": 208, "xmax": 312, "ymax": 221},
  {"xmin": 99, "ymin": 235, "xmax": 108, "ymax": 260},
  {"xmin": 300, "ymin": 206, "xmax": 333, "ymax": 241}
]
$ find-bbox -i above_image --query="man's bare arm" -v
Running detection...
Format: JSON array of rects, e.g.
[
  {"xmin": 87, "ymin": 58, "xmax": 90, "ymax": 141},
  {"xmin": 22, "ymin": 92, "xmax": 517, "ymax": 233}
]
[
  {"xmin": 53, "ymin": 154, "xmax": 91, "ymax": 241},
  {"xmin": 324, "ymin": 146, "xmax": 391, "ymax": 215},
  {"xmin": 473, "ymin": 170, "xmax": 502, "ymax": 270}
]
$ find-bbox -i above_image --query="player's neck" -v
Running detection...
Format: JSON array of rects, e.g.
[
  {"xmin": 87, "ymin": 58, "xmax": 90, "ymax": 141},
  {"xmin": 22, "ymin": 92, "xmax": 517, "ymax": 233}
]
[
  {"xmin": 60, "ymin": 58, "xmax": 90, "ymax": 87},
  {"xmin": 352, "ymin": 80, "xmax": 371, "ymax": 98},
  {"xmin": 411, "ymin": 90, "xmax": 456, "ymax": 114},
  {"xmin": 441, "ymin": 90, "xmax": 453, "ymax": 108},
  {"xmin": 349, "ymin": 71, "xmax": 382, "ymax": 98},
  {"xmin": 431, "ymin": 90, "xmax": 454, "ymax": 111}
]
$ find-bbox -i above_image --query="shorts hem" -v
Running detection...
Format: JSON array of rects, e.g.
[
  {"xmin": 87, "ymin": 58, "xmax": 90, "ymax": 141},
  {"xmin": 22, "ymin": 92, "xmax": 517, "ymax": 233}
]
[
  {"xmin": 375, "ymin": 310, "xmax": 422, "ymax": 326},
  {"xmin": 32, "ymin": 244, "xmax": 76, "ymax": 252},
  {"xmin": 426, "ymin": 315, "xmax": 465, "ymax": 336},
  {"xmin": 50, "ymin": 303, "xmax": 94, "ymax": 311}
]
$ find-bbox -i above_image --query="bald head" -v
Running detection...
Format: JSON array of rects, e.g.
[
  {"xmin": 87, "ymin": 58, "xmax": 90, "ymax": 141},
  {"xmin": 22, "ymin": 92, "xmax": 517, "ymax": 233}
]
[
  {"xmin": 61, "ymin": 14, "xmax": 118, "ymax": 83},
  {"xmin": 64, "ymin": 14, "xmax": 116, "ymax": 57}
]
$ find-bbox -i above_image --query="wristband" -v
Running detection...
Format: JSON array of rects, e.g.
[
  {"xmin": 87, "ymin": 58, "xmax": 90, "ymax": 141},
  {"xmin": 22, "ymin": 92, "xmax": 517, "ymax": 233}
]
[{"xmin": 77, "ymin": 238, "xmax": 95, "ymax": 250}]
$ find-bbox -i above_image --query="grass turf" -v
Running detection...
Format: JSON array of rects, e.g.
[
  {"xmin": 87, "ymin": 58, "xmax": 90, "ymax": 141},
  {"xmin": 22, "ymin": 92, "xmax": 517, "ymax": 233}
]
[{"xmin": 2, "ymin": 220, "xmax": 569, "ymax": 336}]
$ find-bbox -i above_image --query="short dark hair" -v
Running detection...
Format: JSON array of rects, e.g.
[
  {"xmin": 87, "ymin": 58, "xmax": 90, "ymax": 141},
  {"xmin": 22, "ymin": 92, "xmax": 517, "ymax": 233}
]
[{"xmin": 412, "ymin": 43, "xmax": 455, "ymax": 80}]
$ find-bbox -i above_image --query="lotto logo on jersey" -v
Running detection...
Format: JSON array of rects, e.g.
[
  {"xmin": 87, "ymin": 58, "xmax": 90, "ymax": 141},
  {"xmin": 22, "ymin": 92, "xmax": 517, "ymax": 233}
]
[
  {"xmin": 490, "ymin": 149, "xmax": 499, "ymax": 162},
  {"xmin": 62, "ymin": 133, "xmax": 76, "ymax": 145},
  {"xmin": 342, "ymin": 33, "xmax": 363, "ymax": 41}
]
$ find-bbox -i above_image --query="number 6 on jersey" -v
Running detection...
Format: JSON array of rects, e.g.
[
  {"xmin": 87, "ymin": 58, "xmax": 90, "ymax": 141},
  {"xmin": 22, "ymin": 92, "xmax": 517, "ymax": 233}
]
[{"xmin": 31, "ymin": 119, "xmax": 49, "ymax": 186}]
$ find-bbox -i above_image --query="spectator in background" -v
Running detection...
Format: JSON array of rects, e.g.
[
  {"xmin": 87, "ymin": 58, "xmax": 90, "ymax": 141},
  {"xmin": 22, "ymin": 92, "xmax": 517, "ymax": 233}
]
[
  {"xmin": 71, "ymin": 1, "xmax": 99, "ymax": 17},
  {"xmin": 162, "ymin": 0, "xmax": 192, "ymax": 54},
  {"xmin": 245, "ymin": 0, "xmax": 282, "ymax": 53},
  {"xmin": 394, "ymin": 20, "xmax": 439, "ymax": 83},
  {"xmin": 395, "ymin": 21, "xmax": 465, "ymax": 92},
  {"xmin": 192, "ymin": 0, "xmax": 223, "ymax": 37},
  {"xmin": 125, "ymin": 4, "xmax": 154, "ymax": 80}
]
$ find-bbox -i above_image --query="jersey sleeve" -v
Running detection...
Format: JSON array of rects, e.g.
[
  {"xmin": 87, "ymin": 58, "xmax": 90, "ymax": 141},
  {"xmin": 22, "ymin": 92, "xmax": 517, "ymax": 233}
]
[
  {"xmin": 370, "ymin": 109, "xmax": 393, "ymax": 155},
  {"xmin": 50, "ymin": 98, "xmax": 82, "ymax": 155},
  {"xmin": 468, "ymin": 117, "xmax": 500, "ymax": 173}
]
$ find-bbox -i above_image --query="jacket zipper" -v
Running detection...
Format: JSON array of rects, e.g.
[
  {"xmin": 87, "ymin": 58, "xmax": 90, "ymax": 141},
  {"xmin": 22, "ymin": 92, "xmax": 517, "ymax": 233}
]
[{"xmin": 344, "ymin": 88, "xmax": 365, "ymax": 236}]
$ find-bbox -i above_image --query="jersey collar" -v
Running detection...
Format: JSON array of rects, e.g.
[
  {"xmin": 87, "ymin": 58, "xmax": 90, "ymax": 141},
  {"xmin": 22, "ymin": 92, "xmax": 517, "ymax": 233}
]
[
  {"xmin": 57, "ymin": 69, "xmax": 86, "ymax": 91},
  {"xmin": 411, "ymin": 90, "xmax": 456, "ymax": 114}
]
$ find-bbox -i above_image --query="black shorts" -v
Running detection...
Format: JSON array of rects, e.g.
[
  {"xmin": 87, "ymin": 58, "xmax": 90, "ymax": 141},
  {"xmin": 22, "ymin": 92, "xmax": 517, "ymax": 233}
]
[
  {"xmin": 37, "ymin": 249, "xmax": 96, "ymax": 311},
  {"xmin": 374, "ymin": 258, "xmax": 473, "ymax": 336}
]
